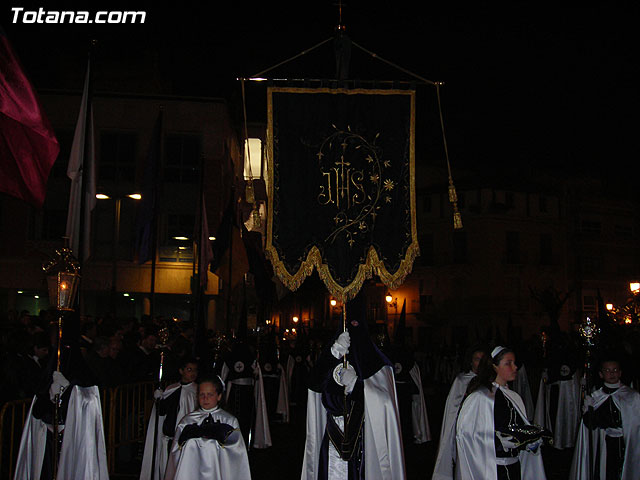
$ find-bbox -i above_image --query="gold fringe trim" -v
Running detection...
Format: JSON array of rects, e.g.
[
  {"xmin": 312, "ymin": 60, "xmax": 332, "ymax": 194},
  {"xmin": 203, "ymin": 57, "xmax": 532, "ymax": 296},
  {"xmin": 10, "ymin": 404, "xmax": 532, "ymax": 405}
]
[{"xmin": 265, "ymin": 241, "xmax": 420, "ymax": 303}]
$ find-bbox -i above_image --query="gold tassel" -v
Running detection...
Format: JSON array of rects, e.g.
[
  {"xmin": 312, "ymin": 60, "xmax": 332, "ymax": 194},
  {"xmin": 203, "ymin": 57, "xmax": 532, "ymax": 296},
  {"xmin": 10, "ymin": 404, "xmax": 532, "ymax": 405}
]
[
  {"xmin": 453, "ymin": 209, "xmax": 463, "ymax": 230},
  {"xmin": 448, "ymin": 184, "xmax": 458, "ymax": 203},
  {"xmin": 448, "ymin": 184, "xmax": 463, "ymax": 230}
]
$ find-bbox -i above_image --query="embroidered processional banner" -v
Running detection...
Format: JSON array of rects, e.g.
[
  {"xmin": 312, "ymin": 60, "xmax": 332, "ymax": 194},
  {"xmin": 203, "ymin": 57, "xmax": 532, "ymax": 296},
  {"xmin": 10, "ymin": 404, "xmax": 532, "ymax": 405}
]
[{"xmin": 266, "ymin": 87, "xmax": 419, "ymax": 301}]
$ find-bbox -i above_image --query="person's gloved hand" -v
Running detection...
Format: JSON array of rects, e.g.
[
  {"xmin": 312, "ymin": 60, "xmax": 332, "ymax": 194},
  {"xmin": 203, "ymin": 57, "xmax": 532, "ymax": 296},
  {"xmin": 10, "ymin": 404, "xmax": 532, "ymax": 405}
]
[
  {"xmin": 200, "ymin": 421, "xmax": 235, "ymax": 443},
  {"xmin": 153, "ymin": 388, "xmax": 164, "ymax": 400},
  {"xmin": 49, "ymin": 371, "xmax": 70, "ymax": 402},
  {"xmin": 525, "ymin": 438, "xmax": 543, "ymax": 454},
  {"xmin": 496, "ymin": 432, "xmax": 518, "ymax": 451},
  {"xmin": 583, "ymin": 395, "xmax": 594, "ymax": 410},
  {"xmin": 331, "ymin": 331, "xmax": 350, "ymax": 359},
  {"xmin": 335, "ymin": 363, "xmax": 358, "ymax": 394},
  {"xmin": 178, "ymin": 423, "xmax": 201, "ymax": 446}
]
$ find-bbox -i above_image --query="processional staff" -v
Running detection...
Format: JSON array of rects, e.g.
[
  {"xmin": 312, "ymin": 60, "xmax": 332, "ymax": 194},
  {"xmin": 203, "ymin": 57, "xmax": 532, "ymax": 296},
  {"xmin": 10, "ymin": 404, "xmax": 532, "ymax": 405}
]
[
  {"xmin": 42, "ymin": 246, "xmax": 81, "ymax": 480},
  {"xmin": 578, "ymin": 316, "xmax": 600, "ymax": 480},
  {"xmin": 149, "ymin": 327, "xmax": 169, "ymax": 478}
]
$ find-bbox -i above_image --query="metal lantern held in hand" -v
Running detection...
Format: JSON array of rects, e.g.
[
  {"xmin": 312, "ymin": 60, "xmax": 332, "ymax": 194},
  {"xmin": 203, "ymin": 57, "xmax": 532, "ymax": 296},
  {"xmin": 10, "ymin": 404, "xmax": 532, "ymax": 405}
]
[{"xmin": 43, "ymin": 247, "xmax": 81, "ymax": 311}]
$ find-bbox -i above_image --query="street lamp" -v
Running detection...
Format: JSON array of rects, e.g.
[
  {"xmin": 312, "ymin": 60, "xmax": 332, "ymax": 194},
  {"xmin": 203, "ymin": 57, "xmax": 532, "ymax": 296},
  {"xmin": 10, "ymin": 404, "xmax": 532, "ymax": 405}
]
[
  {"xmin": 385, "ymin": 293, "xmax": 397, "ymax": 309},
  {"xmin": 96, "ymin": 192, "xmax": 141, "ymax": 314}
]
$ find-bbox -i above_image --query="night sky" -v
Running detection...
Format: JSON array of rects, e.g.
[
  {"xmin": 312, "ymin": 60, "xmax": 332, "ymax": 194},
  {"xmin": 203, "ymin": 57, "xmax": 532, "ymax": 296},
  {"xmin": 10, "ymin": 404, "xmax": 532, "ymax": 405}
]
[{"xmin": 4, "ymin": 2, "xmax": 639, "ymax": 181}]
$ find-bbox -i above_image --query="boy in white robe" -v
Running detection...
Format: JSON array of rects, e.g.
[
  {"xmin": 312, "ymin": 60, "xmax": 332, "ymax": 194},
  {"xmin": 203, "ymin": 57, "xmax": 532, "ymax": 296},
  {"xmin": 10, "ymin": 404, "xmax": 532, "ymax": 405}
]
[
  {"xmin": 570, "ymin": 358, "xmax": 640, "ymax": 480},
  {"xmin": 165, "ymin": 376, "xmax": 251, "ymax": 480},
  {"xmin": 139, "ymin": 359, "xmax": 198, "ymax": 480}
]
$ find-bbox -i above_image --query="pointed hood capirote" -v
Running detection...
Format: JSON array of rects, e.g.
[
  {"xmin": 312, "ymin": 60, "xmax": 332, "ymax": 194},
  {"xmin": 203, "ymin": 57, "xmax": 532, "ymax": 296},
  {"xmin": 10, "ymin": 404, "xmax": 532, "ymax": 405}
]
[{"xmin": 308, "ymin": 291, "xmax": 390, "ymax": 392}]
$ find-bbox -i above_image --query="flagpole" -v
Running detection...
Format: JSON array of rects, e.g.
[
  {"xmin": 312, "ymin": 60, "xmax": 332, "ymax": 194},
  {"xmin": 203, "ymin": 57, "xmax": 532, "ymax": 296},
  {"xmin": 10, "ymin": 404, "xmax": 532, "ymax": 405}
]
[
  {"xmin": 76, "ymin": 40, "xmax": 95, "ymax": 311},
  {"xmin": 225, "ymin": 187, "xmax": 235, "ymax": 332},
  {"xmin": 149, "ymin": 108, "xmax": 163, "ymax": 320},
  {"xmin": 193, "ymin": 153, "xmax": 206, "ymax": 357}
]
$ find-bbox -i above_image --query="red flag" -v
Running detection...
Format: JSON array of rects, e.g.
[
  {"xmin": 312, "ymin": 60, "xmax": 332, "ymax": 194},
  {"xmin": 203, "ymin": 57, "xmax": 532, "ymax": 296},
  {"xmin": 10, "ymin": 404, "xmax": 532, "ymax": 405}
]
[{"xmin": 0, "ymin": 28, "xmax": 59, "ymax": 208}]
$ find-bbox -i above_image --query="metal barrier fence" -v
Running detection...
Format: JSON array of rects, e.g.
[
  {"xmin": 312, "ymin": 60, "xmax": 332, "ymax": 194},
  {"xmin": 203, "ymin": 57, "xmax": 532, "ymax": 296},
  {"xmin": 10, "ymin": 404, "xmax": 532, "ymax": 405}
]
[
  {"xmin": 0, "ymin": 397, "xmax": 32, "ymax": 480},
  {"xmin": 105, "ymin": 381, "xmax": 155, "ymax": 476},
  {"xmin": 0, "ymin": 381, "xmax": 154, "ymax": 479}
]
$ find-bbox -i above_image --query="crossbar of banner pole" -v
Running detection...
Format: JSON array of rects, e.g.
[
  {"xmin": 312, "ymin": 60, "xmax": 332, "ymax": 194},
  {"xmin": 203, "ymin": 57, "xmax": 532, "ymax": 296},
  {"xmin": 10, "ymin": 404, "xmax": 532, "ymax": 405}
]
[{"xmin": 235, "ymin": 77, "xmax": 440, "ymax": 86}]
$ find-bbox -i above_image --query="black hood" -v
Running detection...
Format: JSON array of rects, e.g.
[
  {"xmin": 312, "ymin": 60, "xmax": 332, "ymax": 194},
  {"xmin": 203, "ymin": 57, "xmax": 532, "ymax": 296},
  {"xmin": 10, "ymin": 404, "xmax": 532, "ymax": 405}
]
[{"xmin": 308, "ymin": 292, "xmax": 390, "ymax": 392}]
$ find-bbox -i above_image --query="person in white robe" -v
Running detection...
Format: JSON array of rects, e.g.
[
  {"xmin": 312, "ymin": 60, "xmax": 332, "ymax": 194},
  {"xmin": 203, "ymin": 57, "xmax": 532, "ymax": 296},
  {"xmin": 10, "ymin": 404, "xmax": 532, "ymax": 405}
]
[
  {"xmin": 139, "ymin": 359, "xmax": 198, "ymax": 480},
  {"xmin": 570, "ymin": 358, "xmax": 640, "ymax": 480},
  {"xmin": 534, "ymin": 339, "xmax": 581, "ymax": 449},
  {"xmin": 456, "ymin": 346, "xmax": 547, "ymax": 480},
  {"xmin": 14, "ymin": 363, "xmax": 109, "ymax": 480},
  {"xmin": 432, "ymin": 346, "xmax": 487, "ymax": 480},
  {"xmin": 164, "ymin": 376, "xmax": 251, "ymax": 480},
  {"xmin": 300, "ymin": 293, "xmax": 406, "ymax": 480}
]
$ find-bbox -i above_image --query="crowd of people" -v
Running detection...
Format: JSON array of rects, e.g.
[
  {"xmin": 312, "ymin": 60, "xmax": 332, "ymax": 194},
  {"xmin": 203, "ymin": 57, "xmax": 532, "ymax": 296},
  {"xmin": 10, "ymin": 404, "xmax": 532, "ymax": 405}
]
[{"xmin": 2, "ymin": 303, "xmax": 640, "ymax": 479}]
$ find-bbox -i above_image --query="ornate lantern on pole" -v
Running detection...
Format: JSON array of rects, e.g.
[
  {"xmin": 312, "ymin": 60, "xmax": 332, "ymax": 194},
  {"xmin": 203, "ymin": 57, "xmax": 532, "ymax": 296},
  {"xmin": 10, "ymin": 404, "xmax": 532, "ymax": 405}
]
[
  {"xmin": 43, "ymin": 247, "xmax": 81, "ymax": 310},
  {"xmin": 43, "ymin": 247, "xmax": 81, "ymax": 368},
  {"xmin": 46, "ymin": 267, "xmax": 81, "ymax": 311},
  {"xmin": 42, "ymin": 247, "xmax": 80, "ymax": 479}
]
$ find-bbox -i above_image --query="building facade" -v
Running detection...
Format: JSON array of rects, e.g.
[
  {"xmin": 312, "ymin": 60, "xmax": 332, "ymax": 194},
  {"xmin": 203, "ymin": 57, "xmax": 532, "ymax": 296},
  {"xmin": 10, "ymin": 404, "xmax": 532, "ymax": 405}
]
[{"xmin": 0, "ymin": 90, "xmax": 243, "ymax": 330}]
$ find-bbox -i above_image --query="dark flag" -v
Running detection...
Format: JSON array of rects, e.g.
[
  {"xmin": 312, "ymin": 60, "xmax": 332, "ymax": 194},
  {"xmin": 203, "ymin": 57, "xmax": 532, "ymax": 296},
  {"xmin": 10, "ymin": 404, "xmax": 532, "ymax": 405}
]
[
  {"xmin": 596, "ymin": 288, "xmax": 609, "ymax": 323},
  {"xmin": 266, "ymin": 87, "xmax": 419, "ymax": 300},
  {"xmin": 134, "ymin": 110, "xmax": 162, "ymax": 264},
  {"xmin": 198, "ymin": 192, "xmax": 213, "ymax": 288},
  {"xmin": 214, "ymin": 225, "xmax": 249, "ymax": 291},
  {"xmin": 394, "ymin": 298, "xmax": 407, "ymax": 346},
  {"xmin": 211, "ymin": 193, "xmax": 235, "ymax": 272},
  {"xmin": 212, "ymin": 192, "xmax": 249, "ymax": 291},
  {"xmin": 0, "ymin": 27, "xmax": 59, "ymax": 207},
  {"xmin": 242, "ymin": 224, "xmax": 274, "ymax": 299}
]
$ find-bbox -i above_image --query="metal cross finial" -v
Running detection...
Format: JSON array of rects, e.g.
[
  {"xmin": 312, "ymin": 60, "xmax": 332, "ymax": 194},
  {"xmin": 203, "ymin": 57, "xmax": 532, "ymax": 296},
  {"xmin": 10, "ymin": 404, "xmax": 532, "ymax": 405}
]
[
  {"xmin": 334, "ymin": 1, "xmax": 347, "ymax": 31},
  {"xmin": 579, "ymin": 316, "xmax": 599, "ymax": 347}
]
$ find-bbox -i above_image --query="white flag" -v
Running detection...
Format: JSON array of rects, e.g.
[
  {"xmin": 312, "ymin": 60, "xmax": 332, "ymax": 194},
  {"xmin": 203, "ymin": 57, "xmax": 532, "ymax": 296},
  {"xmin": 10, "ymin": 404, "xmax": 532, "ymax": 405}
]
[{"xmin": 65, "ymin": 61, "xmax": 96, "ymax": 262}]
